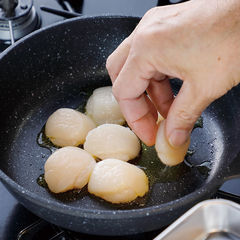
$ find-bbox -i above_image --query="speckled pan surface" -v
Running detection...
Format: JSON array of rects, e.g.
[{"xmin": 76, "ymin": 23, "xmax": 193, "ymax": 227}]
[{"xmin": 0, "ymin": 16, "xmax": 240, "ymax": 236}]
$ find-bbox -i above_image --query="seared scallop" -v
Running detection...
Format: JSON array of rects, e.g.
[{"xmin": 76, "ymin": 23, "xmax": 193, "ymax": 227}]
[
  {"xmin": 88, "ymin": 159, "xmax": 149, "ymax": 203},
  {"xmin": 45, "ymin": 108, "xmax": 96, "ymax": 147},
  {"xmin": 155, "ymin": 120, "xmax": 190, "ymax": 166},
  {"xmin": 84, "ymin": 124, "xmax": 140, "ymax": 161},
  {"xmin": 86, "ymin": 86, "xmax": 125, "ymax": 125},
  {"xmin": 44, "ymin": 146, "xmax": 96, "ymax": 193}
]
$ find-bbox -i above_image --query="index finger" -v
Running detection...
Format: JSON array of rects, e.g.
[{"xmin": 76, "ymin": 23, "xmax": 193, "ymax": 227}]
[
  {"xmin": 113, "ymin": 55, "xmax": 158, "ymax": 146},
  {"xmin": 106, "ymin": 33, "xmax": 135, "ymax": 83}
]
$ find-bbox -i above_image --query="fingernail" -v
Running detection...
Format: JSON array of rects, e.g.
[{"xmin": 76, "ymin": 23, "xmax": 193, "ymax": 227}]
[{"xmin": 169, "ymin": 129, "xmax": 189, "ymax": 147}]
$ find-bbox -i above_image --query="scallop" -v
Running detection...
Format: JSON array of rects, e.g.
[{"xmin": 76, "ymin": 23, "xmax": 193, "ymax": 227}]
[
  {"xmin": 85, "ymin": 86, "xmax": 125, "ymax": 125},
  {"xmin": 44, "ymin": 146, "xmax": 96, "ymax": 193},
  {"xmin": 84, "ymin": 124, "xmax": 140, "ymax": 161},
  {"xmin": 45, "ymin": 108, "xmax": 96, "ymax": 147},
  {"xmin": 157, "ymin": 112, "xmax": 164, "ymax": 124},
  {"xmin": 155, "ymin": 120, "xmax": 190, "ymax": 166},
  {"xmin": 88, "ymin": 159, "xmax": 149, "ymax": 203}
]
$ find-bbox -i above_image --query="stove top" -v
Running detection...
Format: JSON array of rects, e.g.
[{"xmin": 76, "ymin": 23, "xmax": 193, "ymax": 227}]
[{"xmin": 1, "ymin": 0, "xmax": 240, "ymax": 239}]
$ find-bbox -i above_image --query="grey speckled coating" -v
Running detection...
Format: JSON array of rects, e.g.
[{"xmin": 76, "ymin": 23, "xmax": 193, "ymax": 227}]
[{"xmin": 0, "ymin": 16, "xmax": 240, "ymax": 236}]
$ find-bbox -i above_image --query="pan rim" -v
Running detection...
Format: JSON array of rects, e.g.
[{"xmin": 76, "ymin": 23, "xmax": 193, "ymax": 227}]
[
  {"xmin": 0, "ymin": 168, "xmax": 221, "ymax": 218},
  {"xmin": 0, "ymin": 14, "xmax": 140, "ymax": 59},
  {"xmin": 0, "ymin": 15, "xmax": 224, "ymax": 219}
]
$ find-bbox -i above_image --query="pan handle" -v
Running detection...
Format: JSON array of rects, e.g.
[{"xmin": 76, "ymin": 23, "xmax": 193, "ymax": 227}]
[{"xmin": 224, "ymin": 151, "xmax": 240, "ymax": 180}]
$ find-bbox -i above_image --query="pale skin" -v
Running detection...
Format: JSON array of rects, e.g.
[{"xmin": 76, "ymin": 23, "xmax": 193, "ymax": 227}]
[{"xmin": 106, "ymin": 0, "xmax": 240, "ymax": 147}]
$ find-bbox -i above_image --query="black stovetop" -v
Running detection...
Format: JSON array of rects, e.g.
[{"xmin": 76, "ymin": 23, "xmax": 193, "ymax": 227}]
[{"xmin": 1, "ymin": 0, "xmax": 240, "ymax": 239}]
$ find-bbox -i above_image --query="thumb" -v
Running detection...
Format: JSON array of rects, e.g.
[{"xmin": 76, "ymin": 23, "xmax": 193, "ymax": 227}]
[{"xmin": 166, "ymin": 81, "xmax": 212, "ymax": 147}]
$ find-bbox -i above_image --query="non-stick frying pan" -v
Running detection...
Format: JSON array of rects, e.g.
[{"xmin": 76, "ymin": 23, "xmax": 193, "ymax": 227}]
[{"xmin": 0, "ymin": 16, "xmax": 240, "ymax": 236}]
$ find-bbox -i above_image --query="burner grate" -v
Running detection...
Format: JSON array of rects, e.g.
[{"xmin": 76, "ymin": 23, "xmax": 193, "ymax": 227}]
[
  {"xmin": 17, "ymin": 219, "xmax": 162, "ymax": 240},
  {"xmin": 17, "ymin": 220, "xmax": 66, "ymax": 240}
]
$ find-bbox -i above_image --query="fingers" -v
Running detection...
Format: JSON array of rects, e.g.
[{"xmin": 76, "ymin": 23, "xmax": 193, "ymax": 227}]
[
  {"xmin": 118, "ymin": 95, "xmax": 158, "ymax": 146},
  {"xmin": 145, "ymin": 94, "xmax": 158, "ymax": 121},
  {"xmin": 113, "ymin": 55, "xmax": 158, "ymax": 146},
  {"xmin": 106, "ymin": 30, "xmax": 159, "ymax": 146},
  {"xmin": 106, "ymin": 35, "xmax": 133, "ymax": 83},
  {"xmin": 147, "ymin": 77, "xmax": 174, "ymax": 118},
  {"xmin": 165, "ymin": 81, "xmax": 212, "ymax": 147}
]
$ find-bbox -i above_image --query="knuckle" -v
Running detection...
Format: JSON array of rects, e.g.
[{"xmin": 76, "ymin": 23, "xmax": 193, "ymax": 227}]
[
  {"xmin": 134, "ymin": 21, "xmax": 164, "ymax": 47},
  {"xmin": 106, "ymin": 55, "xmax": 113, "ymax": 72},
  {"xmin": 106, "ymin": 55, "xmax": 118, "ymax": 81},
  {"xmin": 123, "ymin": 36, "xmax": 132, "ymax": 47},
  {"xmin": 144, "ymin": 7, "xmax": 159, "ymax": 18},
  {"xmin": 133, "ymin": 28, "xmax": 156, "ymax": 52}
]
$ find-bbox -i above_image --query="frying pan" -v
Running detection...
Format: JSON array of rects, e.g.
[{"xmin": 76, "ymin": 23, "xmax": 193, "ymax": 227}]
[{"xmin": 0, "ymin": 16, "xmax": 240, "ymax": 236}]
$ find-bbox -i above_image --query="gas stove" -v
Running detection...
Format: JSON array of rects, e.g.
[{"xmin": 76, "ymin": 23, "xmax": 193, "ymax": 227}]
[{"xmin": 1, "ymin": 0, "xmax": 240, "ymax": 239}]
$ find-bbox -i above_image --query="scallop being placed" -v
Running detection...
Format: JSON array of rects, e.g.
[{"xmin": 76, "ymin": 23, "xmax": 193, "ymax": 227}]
[
  {"xmin": 155, "ymin": 120, "xmax": 190, "ymax": 166},
  {"xmin": 84, "ymin": 124, "xmax": 140, "ymax": 161},
  {"xmin": 88, "ymin": 159, "xmax": 149, "ymax": 203},
  {"xmin": 44, "ymin": 146, "xmax": 96, "ymax": 193},
  {"xmin": 85, "ymin": 86, "xmax": 125, "ymax": 125},
  {"xmin": 45, "ymin": 108, "xmax": 96, "ymax": 147}
]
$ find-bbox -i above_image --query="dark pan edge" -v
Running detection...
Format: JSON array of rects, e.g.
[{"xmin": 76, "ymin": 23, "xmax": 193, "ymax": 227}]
[{"xmin": 0, "ymin": 14, "xmax": 140, "ymax": 60}]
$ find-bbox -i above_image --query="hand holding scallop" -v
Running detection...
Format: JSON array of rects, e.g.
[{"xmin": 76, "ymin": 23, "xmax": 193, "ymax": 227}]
[
  {"xmin": 155, "ymin": 120, "xmax": 190, "ymax": 166},
  {"xmin": 84, "ymin": 124, "xmax": 141, "ymax": 161},
  {"xmin": 44, "ymin": 146, "xmax": 96, "ymax": 193},
  {"xmin": 45, "ymin": 108, "xmax": 96, "ymax": 147},
  {"xmin": 86, "ymin": 86, "xmax": 125, "ymax": 125},
  {"xmin": 88, "ymin": 159, "xmax": 149, "ymax": 203}
]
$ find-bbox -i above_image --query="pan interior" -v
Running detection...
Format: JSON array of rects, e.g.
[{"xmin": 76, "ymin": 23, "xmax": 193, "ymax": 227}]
[
  {"xmin": 0, "ymin": 17, "xmax": 234, "ymax": 212},
  {"xmin": 0, "ymin": 76, "xmax": 222, "ymax": 210}
]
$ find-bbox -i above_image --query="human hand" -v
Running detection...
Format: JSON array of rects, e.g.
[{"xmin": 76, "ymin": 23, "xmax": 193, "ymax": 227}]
[{"xmin": 106, "ymin": 0, "xmax": 240, "ymax": 147}]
